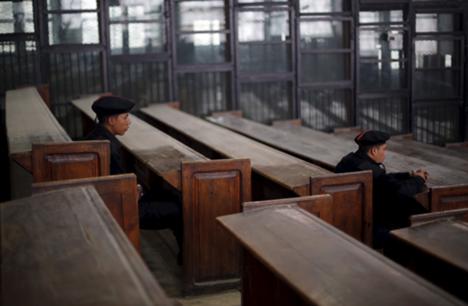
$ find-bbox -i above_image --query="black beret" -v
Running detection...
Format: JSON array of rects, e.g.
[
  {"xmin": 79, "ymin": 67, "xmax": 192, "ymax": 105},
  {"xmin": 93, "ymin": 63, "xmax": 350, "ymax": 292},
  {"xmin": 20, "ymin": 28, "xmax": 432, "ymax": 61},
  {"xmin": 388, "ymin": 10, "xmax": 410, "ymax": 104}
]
[
  {"xmin": 354, "ymin": 130, "xmax": 390, "ymax": 146},
  {"xmin": 92, "ymin": 95, "xmax": 134, "ymax": 118}
]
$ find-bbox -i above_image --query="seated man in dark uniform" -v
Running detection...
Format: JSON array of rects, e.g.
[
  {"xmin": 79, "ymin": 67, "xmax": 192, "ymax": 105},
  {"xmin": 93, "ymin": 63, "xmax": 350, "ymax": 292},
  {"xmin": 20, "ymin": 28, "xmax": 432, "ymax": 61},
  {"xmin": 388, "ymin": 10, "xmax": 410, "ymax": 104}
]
[
  {"xmin": 336, "ymin": 130, "xmax": 429, "ymax": 248},
  {"xmin": 87, "ymin": 95, "xmax": 183, "ymax": 262}
]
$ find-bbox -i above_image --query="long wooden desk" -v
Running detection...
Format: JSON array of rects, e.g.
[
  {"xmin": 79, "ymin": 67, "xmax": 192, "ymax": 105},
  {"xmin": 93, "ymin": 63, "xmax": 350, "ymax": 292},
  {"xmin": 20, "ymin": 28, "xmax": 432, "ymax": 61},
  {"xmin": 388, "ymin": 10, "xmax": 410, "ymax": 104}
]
[
  {"xmin": 6, "ymin": 87, "xmax": 70, "ymax": 198},
  {"xmin": 6, "ymin": 87, "xmax": 109, "ymax": 198},
  {"xmin": 386, "ymin": 218, "xmax": 468, "ymax": 302},
  {"xmin": 1, "ymin": 186, "xmax": 176, "ymax": 306},
  {"xmin": 217, "ymin": 205, "xmax": 465, "ymax": 306},
  {"xmin": 140, "ymin": 104, "xmax": 373, "ymax": 246},
  {"xmin": 72, "ymin": 96, "xmax": 251, "ymax": 294},
  {"xmin": 206, "ymin": 114, "xmax": 468, "ymax": 212}
]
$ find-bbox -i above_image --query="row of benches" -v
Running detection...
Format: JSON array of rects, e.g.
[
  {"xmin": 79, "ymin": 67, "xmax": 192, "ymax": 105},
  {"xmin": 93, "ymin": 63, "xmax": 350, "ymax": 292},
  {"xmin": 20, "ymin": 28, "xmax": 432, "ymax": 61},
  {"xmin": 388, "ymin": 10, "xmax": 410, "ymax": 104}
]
[{"xmin": 4, "ymin": 86, "xmax": 468, "ymax": 304}]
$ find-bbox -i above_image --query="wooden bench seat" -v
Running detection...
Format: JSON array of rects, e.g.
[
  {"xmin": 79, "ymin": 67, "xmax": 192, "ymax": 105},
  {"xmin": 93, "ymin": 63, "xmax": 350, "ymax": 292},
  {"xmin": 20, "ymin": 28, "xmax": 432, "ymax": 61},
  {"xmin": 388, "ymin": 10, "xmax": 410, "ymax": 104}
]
[
  {"xmin": 72, "ymin": 95, "xmax": 251, "ymax": 294},
  {"xmin": 140, "ymin": 104, "xmax": 373, "ymax": 246},
  {"xmin": 32, "ymin": 174, "xmax": 140, "ymax": 250},
  {"xmin": 0, "ymin": 186, "xmax": 176, "ymax": 306},
  {"xmin": 224, "ymin": 117, "xmax": 468, "ymax": 212},
  {"xmin": 217, "ymin": 205, "xmax": 464, "ymax": 306},
  {"xmin": 6, "ymin": 87, "xmax": 110, "ymax": 198},
  {"xmin": 386, "ymin": 217, "xmax": 468, "ymax": 302}
]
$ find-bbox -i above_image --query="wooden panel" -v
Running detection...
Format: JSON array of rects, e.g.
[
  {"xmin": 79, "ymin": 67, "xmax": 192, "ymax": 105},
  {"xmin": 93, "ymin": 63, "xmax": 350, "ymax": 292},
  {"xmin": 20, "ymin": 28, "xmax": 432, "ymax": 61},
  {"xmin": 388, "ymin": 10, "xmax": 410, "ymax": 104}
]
[
  {"xmin": 310, "ymin": 170, "xmax": 373, "ymax": 245},
  {"xmin": 387, "ymin": 220, "xmax": 468, "ymax": 302},
  {"xmin": 32, "ymin": 174, "xmax": 140, "ymax": 250},
  {"xmin": 32, "ymin": 141, "xmax": 110, "ymax": 182},
  {"xmin": 431, "ymin": 185, "xmax": 468, "ymax": 212},
  {"xmin": 243, "ymin": 195, "xmax": 333, "ymax": 224},
  {"xmin": 1, "ymin": 186, "xmax": 176, "ymax": 306},
  {"xmin": 218, "ymin": 206, "xmax": 463, "ymax": 306},
  {"xmin": 182, "ymin": 159, "xmax": 251, "ymax": 294}
]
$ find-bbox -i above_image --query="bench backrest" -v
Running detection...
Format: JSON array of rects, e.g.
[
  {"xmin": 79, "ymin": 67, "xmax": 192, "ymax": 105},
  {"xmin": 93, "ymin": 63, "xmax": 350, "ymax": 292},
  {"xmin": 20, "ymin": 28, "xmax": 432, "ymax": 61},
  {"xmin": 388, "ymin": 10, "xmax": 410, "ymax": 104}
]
[{"xmin": 32, "ymin": 141, "xmax": 110, "ymax": 182}]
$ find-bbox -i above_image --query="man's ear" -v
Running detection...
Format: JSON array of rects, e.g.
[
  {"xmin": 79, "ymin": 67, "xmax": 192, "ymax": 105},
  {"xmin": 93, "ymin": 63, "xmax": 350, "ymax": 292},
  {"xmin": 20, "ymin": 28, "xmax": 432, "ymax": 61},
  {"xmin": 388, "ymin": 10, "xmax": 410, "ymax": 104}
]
[{"xmin": 107, "ymin": 115, "xmax": 117, "ymax": 126}]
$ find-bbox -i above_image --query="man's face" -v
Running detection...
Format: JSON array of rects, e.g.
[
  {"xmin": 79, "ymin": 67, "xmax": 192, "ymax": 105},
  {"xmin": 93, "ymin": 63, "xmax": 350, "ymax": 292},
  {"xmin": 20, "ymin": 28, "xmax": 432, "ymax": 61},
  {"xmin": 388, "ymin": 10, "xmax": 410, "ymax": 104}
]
[
  {"xmin": 369, "ymin": 143, "xmax": 387, "ymax": 164},
  {"xmin": 107, "ymin": 113, "xmax": 131, "ymax": 135}
]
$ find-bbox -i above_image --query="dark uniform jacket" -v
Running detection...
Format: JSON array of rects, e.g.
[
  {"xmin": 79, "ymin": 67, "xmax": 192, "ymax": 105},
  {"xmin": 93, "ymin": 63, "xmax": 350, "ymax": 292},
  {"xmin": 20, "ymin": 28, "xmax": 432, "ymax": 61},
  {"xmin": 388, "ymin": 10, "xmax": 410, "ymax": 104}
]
[
  {"xmin": 86, "ymin": 124, "xmax": 125, "ymax": 175},
  {"xmin": 336, "ymin": 150, "xmax": 427, "ymax": 233}
]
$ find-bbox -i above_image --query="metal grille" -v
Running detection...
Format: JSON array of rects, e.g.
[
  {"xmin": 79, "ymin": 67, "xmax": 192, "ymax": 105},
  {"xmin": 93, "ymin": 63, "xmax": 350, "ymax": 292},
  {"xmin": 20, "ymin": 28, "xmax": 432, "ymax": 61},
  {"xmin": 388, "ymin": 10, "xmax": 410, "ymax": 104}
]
[
  {"xmin": 110, "ymin": 61, "xmax": 169, "ymax": 108},
  {"xmin": 239, "ymin": 81, "xmax": 292, "ymax": 124},
  {"xmin": 177, "ymin": 71, "xmax": 230, "ymax": 116},
  {"xmin": 357, "ymin": 95, "xmax": 409, "ymax": 134},
  {"xmin": 413, "ymin": 101, "xmax": 460, "ymax": 145},
  {"xmin": 300, "ymin": 88, "xmax": 352, "ymax": 131},
  {"xmin": 48, "ymin": 50, "xmax": 104, "ymax": 104},
  {"xmin": 51, "ymin": 102, "xmax": 84, "ymax": 139},
  {"xmin": 0, "ymin": 40, "xmax": 40, "ymax": 94}
]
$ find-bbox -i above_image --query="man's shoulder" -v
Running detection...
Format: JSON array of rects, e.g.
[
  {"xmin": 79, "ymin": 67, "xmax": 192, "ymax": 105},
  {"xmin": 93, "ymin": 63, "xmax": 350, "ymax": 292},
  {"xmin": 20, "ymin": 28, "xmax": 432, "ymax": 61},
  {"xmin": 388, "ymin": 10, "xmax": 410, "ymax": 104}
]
[
  {"xmin": 336, "ymin": 152, "xmax": 380, "ymax": 173},
  {"xmin": 86, "ymin": 125, "xmax": 110, "ymax": 141}
]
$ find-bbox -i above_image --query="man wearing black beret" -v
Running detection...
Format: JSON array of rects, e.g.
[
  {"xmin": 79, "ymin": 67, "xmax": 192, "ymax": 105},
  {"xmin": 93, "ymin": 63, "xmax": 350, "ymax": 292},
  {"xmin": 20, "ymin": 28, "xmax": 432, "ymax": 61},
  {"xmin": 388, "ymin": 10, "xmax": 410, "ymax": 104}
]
[
  {"xmin": 336, "ymin": 130, "xmax": 429, "ymax": 248},
  {"xmin": 87, "ymin": 95, "xmax": 183, "ymax": 263},
  {"xmin": 87, "ymin": 95, "xmax": 134, "ymax": 174}
]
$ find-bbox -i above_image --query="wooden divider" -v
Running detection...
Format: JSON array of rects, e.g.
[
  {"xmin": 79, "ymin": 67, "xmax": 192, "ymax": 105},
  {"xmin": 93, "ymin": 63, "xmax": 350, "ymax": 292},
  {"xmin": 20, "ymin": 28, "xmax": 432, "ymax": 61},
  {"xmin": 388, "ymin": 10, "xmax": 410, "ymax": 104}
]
[
  {"xmin": 182, "ymin": 159, "xmax": 251, "ymax": 293},
  {"xmin": 32, "ymin": 174, "xmax": 139, "ymax": 250},
  {"xmin": 32, "ymin": 141, "xmax": 110, "ymax": 182}
]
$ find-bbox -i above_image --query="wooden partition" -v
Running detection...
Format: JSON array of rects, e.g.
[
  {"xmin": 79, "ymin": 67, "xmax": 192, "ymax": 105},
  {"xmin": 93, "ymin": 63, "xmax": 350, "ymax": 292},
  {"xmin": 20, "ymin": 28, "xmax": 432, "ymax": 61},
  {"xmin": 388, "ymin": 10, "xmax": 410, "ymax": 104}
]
[
  {"xmin": 32, "ymin": 141, "xmax": 110, "ymax": 182},
  {"xmin": 72, "ymin": 95, "xmax": 252, "ymax": 294},
  {"xmin": 386, "ymin": 218, "xmax": 468, "ymax": 302},
  {"xmin": 140, "ymin": 104, "xmax": 374, "ymax": 245},
  {"xmin": 310, "ymin": 170, "xmax": 373, "ymax": 245},
  {"xmin": 32, "ymin": 174, "xmax": 139, "ymax": 250},
  {"xmin": 1, "ymin": 186, "xmax": 176, "ymax": 306},
  {"xmin": 182, "ymin": 159, "xmax": 250, "ymax": 293},
  {"xmin": 217, "ymin": 206, "xmax": 464, "ymax": 306},
  {"xmin": 430, "ymin": 185, "xmax": 468, "ymax": 212}
]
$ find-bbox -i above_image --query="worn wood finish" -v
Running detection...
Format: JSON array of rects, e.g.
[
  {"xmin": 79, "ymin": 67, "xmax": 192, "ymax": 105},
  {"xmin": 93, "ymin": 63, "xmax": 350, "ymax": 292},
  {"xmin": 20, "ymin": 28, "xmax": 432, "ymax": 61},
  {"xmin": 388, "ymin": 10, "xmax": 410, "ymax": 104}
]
[
  {"xmin": 410, "ymin": 208, "xmax": 468, "ymax": 225},
  {"xmin": 387, "ymin": 219, "xmax": 468, "ymax": 302},
  {"xmin": 217, "ymin": 206, "xmax": 464, "ymax": 306},
  {"xmin": 207, "ymin": 114, "xmax": 374, "ymax": 244},
  {"xmin": 140, "ymin": 104, "xmax": 337, "ymax": 198},
  {"xmin": 1, "ymin": 186, "xmax": 176, "ymax": 306},
  {"xmin": 32, "ymin": 174, "xmax": 140, "ymax": 250},
  {"xmin": 73, "ymin": 96, "xmax": 253, "ymax": 294},
  {"xmin": 182, "ymin": 159, "xmax": 251, "ymax": 294},
  {"xmin": 243, "ymin": 195, "xmax": 333, "ymax": 224},
  {"xmin": 310, "ymin": 170, "xmax": 373, "ymax": 245},
  {"xmin": 6, "ymin": 87, "xmax": 72, "ymax": 198},
  {"xmin": 73, "ymin": 96, "xmax": 206, "ymax": 190},
  {"xmin": 32, "ymin": 141, "xmax": 110, "ymax": 182}
]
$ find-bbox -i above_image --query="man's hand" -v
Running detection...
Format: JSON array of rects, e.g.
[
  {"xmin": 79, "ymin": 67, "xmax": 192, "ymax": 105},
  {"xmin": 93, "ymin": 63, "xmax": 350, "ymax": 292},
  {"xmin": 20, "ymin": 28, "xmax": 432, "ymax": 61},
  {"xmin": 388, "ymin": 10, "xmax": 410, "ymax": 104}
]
[
  {"xmin": 411, "ymin": 169, "xmax": 429, "ymax": 182},
  {"xmin": 137, "ymin": 184, "xmax": 144, "ymax": 199}
]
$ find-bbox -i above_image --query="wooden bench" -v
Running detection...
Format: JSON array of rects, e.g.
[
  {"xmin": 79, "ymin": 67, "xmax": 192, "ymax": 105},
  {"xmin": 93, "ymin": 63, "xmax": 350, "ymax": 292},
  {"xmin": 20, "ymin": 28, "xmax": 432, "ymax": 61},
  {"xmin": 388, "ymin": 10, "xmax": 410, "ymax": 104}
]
[
  {"xmin": 217, "ymin": 205, "xmax": 464, "ymax": 306},
  {"xmin": 72, "ymin": 95, "xmax": 251, "ymax": 294},
  {"xmin": 386, "ymin": 216, "xmax": 468, "ymax": 302},
  {"xmin": 139, "ymin": 104, "xmax": 373, "ymax": 246},
  {"xmin": 0, "ymin": 186, "xmax": 177, "ymax": 306},
  {"xmin": 32, "ymin": 174, "xmax": 140, "ymax": 251},
  {"xmin": 228, "ymin": 116, "xmax": 468, "ymax": 212},
  {"xmin": 6, "ymin": 87, "xmax": 110, "ymax": 198}
]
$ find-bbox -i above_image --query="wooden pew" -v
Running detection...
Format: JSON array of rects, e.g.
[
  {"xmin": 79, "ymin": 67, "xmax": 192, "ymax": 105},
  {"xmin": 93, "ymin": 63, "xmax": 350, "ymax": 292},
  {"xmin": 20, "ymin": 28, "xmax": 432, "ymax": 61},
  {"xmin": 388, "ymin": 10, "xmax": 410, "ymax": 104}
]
[
  {"xmin": 218, "ymin": 115, "xmax": 468, "ymax": 212},
  {"xmin": 32, "ymin": 174, "xmax": 140, "ymax": 251},
  {"xmin": 386, "ymin": 216, "xmax": 468, "ymax": 302},
  {"xmin": 139, "ymin": 104, "xmax": 373, "ymax": 246},
  {"xmin": 0, "ymin": 186, "xmax": 177, "ymax": 306},
  {"xmin": 6, "ymin": 87, "xmax": 110, "ymax": 198},
  {"xmin": 72, "ymin": 95, "xmax": 251, "ymax": 294},
  {"xmin": 217, "ymin": 205, "xmax": 464, "ymax": 306}
]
